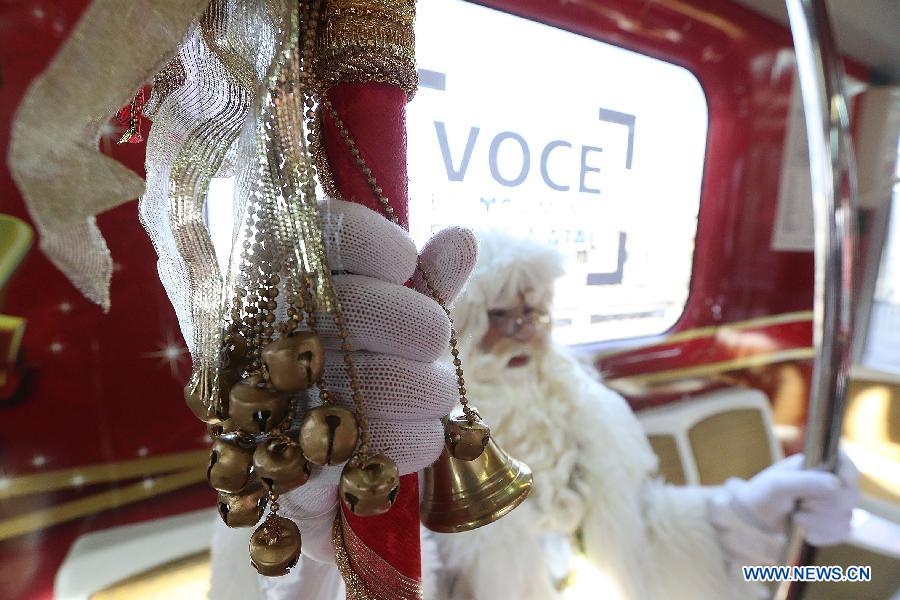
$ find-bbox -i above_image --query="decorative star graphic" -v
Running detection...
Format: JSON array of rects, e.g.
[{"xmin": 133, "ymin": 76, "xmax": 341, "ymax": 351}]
[
  {"xmin": 97, "ymin": 118, "xmax": 126, "ymax": 154},
  {"xmin": 143, "ymin": 331, "xmax": 189, "ymax": 379}
]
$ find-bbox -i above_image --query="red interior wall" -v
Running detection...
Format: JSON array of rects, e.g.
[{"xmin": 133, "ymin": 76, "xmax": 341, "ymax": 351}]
[{"xmin": 0, "ymin": 4, "xmax": 210, "ymax": 599}]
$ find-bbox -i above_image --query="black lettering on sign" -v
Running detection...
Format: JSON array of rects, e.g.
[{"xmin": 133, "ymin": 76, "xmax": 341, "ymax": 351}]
[
  {"xmin": 435, "ymin": 121, "xmax": 479, "ymax": 181},
  {"xmin": 540, "ymin": 140, "xmax": 572, "ymax": 192},
  {"xmin": 580, "ymin": 145, "xmax": 603, "ymax": 195},
  {"xmin": 489, "ymin": 131, "xmax": 530, "ymax": 187}
]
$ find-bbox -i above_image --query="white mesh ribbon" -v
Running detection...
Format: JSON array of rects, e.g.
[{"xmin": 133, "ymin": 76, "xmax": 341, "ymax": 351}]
[
  {"xmin": 141, "ymin": 0, "xmax": 281, "ymax": 402},
  {"xmin": 8, "ymin": 0, "xmax": 210, "ymax": 309}
]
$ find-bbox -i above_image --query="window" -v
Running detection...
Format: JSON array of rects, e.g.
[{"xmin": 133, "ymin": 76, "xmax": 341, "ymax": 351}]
[{"xmin": 407, "ymin": 0, "xmax": 708, "ymax": 346}]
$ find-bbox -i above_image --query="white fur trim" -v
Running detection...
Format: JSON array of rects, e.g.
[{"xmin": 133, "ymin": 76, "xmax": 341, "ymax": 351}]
[
  {"xmin": 430, "ymin": 337, "xmax": 756, "ymax": 599},
  {"xmin": 452, "ymin": 231, "xmax": 564, "ymax": 351},
  {"xmin": 426, "ymin": 507, "xmax": 558, "ymax": 600}
]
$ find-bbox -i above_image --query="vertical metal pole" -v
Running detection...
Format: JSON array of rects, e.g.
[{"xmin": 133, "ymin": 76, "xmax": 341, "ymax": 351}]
[{"xmin": 774, "ymin": 1, "xmax": 857, "ymax": 599}]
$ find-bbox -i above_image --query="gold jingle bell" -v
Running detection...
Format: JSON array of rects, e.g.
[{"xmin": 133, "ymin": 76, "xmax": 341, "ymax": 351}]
[
  {"xmin": 184, "ymin": 377, "xmax": 213, "ymax": 423},
  {"xmin": 339, "ymin": 454, "xmax": 400, "ymax": 517},
  {"xmin": 249, "ymin": 515, "xmax": 302, "ymax": 576},
  {"xmin": 253, "ymin": 438, "xmax": 311, "ymax": 495},
  {"xmin": 184, "ymin": 372, "xmax": 234, "ymax": 424},
  {"xmin": 262, "ymin": 332, "xmax": 325, "ymax": 392},
  {"xmin": 299, "ymin": 405, "xmax": 358, "ymax": 466},
  {"xmin": 229, "ymin": 377, "xmax": 290, "ymax": 434},
  {"xmin": 208, "ymin": 438, "xmax": 255, "ymax": 493},
  {"xmin": 217, "ymin": 481, "xmax": 268, "ymax": 528},
  {"xmin": 444, "ymin": 410, "xmax": 491, "ymax": 461}
]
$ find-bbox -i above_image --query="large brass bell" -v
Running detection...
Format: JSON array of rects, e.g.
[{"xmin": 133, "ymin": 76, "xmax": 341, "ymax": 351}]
[
  {"xmin": 249, "ymin": 514, "xmax": 302, "ymax": 576},
  {"xmin": 444, "ymin": 409, "xmax": 491, "ymax": 461},
  {"xmin": 253, "ymin": 437, "xmax": 311, "ymax": 495},
  {"xmin": 262, "ymin": 332, "xmax": 325, "ymax": 392},
  {"xmin": 299, "ymin": 405, "xmax": 358, "ymax": 465},
  {"xmin": 217, "ymin": 481, "xmax": 268, "ymax": 527},
  {"xmin": 208, "ymin": 438, "xmax": 255, "ymax": 493},
  {"xmin": 339, "ymin": 454, "xmax": 400, "ymax": 517},
  {"xmin": 229, "ymin": 377, "xmax": 290, "ymax": 434},
  {"xmin": 420, "ymin": 438, "xmax": 533, "ymax": 533}
]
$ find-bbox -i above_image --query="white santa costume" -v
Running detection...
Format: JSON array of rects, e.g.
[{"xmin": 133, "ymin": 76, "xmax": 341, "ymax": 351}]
[{"xmin": 425, "ymin": 231, "xmax": 858, "ymax": 600}]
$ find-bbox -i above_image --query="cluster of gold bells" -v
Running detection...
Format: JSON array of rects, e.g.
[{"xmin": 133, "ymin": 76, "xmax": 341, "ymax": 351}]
[
  {"xmin": 172, "ymin": 0, "xmax": 533, "ymax": 576},
  {"xmin": 187, "ymin": 328, "xmax": 533, "ymax": 576},
  {"xmin": 187, "ymin": 327, "xmax": 403, "ymax": 575}
]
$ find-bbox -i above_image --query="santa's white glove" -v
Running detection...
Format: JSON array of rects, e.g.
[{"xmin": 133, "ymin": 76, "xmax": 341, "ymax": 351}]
[
  {"xmin": 271, "ymin": 198, "xmax": 477, "ymax": 566},
  {"xmin": 709, "ymin": 451, "xmax": 859, "ymax": 567}
]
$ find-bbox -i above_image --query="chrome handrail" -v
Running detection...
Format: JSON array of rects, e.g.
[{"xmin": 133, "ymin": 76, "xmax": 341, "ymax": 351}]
[{"xmin": 775, "ymin": 1, "xmax": 857, "ymax": 598}]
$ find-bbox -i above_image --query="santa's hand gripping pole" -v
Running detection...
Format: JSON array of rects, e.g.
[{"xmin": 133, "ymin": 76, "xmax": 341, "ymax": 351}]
[
  {"xmin": 317, "ymin": 1, "xmax": 424, "ymax": 595},
  {"xmin": 321, "ymin": 81, "xmax": 423, "ymax": 595}
]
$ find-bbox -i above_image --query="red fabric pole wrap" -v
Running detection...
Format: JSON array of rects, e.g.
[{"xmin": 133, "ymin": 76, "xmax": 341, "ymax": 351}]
[
  {"xmin": 322, "ymin": 82, "xmax": 410, "ymax": 227},
  {"xmin": 321, "ymin": 81, "xmax": 421, "ymax": 588}
]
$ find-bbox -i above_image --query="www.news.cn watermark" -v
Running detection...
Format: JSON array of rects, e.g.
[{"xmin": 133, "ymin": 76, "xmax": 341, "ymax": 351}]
[{"xmin": 743, "ymin": 565, "xmax": 872, "ymax": 583}]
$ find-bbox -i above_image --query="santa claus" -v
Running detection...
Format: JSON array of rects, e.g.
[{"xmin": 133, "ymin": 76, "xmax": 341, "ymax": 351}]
[{"xmin": 426, "ymin": 231, "xmax": 859, "ymax": 600}]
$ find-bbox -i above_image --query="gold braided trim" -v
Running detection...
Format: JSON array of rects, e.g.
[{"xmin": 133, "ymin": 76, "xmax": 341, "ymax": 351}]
[
  {"xmin": 318, "ymin": 0, "xmax": 418, "ymax": 98},
  {"xmin": 333, "ymin": 514, "xmax": 376, "ymax": 600},
  {"xmin": 333, "ymin": 513, "xmax": 423, "ymax": 599}
]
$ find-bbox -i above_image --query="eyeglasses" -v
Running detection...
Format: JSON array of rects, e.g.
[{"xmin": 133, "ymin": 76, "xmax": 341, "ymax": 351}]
[{"xmin": 486, "ymin": 305, "xmax": 550, "ymax": 335}]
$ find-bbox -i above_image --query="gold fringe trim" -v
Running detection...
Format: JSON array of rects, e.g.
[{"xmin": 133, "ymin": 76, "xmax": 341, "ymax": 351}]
[
  {"xmin": 318, "ymin": 0, "xmax": 418, "ymax": 98},
  {"xmin": 333, "ymin": 514, "xmax": 376, "ymax": 600}
]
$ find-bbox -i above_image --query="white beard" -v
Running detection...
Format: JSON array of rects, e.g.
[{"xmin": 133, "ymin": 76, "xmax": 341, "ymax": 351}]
[{"xmin": 430, "ymin": 341, "xmax": 757, "ymax": 600}]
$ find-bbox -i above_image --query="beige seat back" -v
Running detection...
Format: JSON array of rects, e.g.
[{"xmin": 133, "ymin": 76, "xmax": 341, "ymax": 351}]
[{"xmin": 637, "ymin": 388, "xmax": 782, "ymax": 485}]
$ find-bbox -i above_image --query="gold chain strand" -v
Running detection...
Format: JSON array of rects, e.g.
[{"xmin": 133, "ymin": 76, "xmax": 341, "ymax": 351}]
[
  {"xmin": 415, "ymin": 264, "xmax": 475, "ymax": 423},
  {"xmin": 318, "ymin": 98, "xmax": 475, "ymax": 423},
  {"xmin": 301, "ymin": 0, "xmax": 371, "ymax": 459}
]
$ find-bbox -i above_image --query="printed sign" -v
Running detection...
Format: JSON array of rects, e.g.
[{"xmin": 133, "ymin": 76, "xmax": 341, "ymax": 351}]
[{"xmin": 408, "ymin": 0, "xmax": 709, "ymax": 344}]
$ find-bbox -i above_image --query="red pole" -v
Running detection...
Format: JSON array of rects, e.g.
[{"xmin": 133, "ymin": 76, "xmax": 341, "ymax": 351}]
[{"xmin": 321, "ymin": 80, "xmax": 421, "ymax": 589}]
